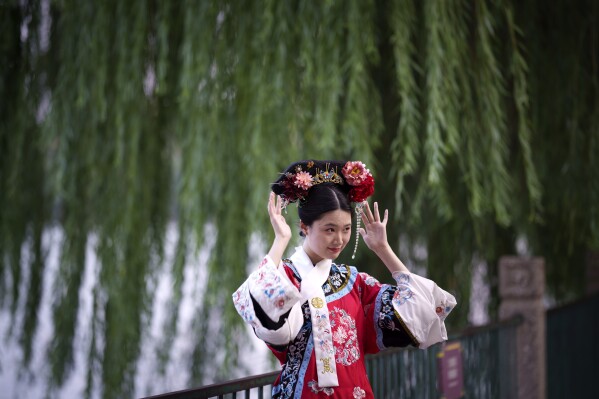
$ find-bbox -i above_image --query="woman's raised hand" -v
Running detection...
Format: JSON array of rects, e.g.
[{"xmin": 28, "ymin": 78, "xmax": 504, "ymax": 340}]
[
  {"xmin": 359, "ymin": 201, "xmax": 390, "ymax": 253},
  {"xmin": 268, "ymin": 192, "xmax": 292, "ymax": 240},
  {"xmin": 359, "ymin": 201, "xmax": 409, "ymax": 274}
]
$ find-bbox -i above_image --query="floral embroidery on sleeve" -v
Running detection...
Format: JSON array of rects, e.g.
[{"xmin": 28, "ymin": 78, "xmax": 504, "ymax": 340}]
[
  {"xmin": 232, "ymin": 283, "xmax": 255, "ymax": 326},
  {"xmin": 378, "ymin": 289, "xmax": 402, "ymax": 332},
  {"xmin": 250, "ymin": 258, "xmax": 297, "ymax": 312},
  {"xmin": 392, "ymin": 273, "xmax": 415, "ymax": 306},
  {"xmin": 259, "ymin": 257, "xmax": 269, "ymax": 268},
  {"xmin": 360, "ymin": 272, "xmax": 380, "ymax": 287},
  {"xmin": 435, "ymin": 299, "xmax": 454, "ymax": 321},
  {"xmin": 233, "ymin": 256, "xmax": 301, "ymax": 329}
]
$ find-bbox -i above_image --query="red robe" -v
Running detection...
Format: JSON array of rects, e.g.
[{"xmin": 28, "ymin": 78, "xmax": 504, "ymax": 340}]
[{"xmin": 232, "ymin": 247, "xmax": 456, "ymax": 399}]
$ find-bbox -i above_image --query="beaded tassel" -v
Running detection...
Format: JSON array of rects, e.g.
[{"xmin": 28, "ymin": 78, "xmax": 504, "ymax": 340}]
[{"xmin": 352, "ymin": 202, "xmax": 364, "ymax": 259}]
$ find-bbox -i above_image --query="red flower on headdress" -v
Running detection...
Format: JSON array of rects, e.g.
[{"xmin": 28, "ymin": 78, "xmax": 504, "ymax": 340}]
[
  {"xmin": 342, "ymin": 161, "xmax": 369, "ymax": 186},
  {"xmin": 348, "ymin": 174, "xmax": 374, "ymax": 203},
  {"xmin": 280, "ymin": 172, "xmax": 309, "ymax": 203}
]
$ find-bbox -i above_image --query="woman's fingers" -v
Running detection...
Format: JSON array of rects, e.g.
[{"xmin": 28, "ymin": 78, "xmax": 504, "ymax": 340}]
[
  {"xmin": 361, "ymin": 202, "xmax": 388, "ymax": 227},
  {"xmin": 268, "ymin": 192, "xmax": 274, "ymax": 212},
  {"xmin": 364, "ymin": 202, "xmax": 374, "ymax": 222},
  {"xmin": 268, "ymin": 192, "xmax": 282, "ymax": 217},
  {"xmin": 364, "ymin": 201, "xmax": 383, "ymax": 222}
]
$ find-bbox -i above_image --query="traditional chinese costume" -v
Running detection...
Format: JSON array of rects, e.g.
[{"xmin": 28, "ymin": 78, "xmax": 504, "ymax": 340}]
[{"xmin": 232, "ymin": 247, "xmax": 456, "ymax": 398}]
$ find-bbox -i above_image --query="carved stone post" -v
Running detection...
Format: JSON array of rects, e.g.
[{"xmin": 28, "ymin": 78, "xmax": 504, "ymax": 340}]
[{"xmin": 498, "ymin": 256, "xmax": 546, "ymax": 399}]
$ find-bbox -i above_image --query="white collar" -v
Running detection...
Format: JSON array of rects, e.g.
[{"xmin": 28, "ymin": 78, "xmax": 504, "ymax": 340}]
[
  {"xmin": 291, "ymin": 246, "xmax": 339, "ymax": 387},
  {"xmin": 290, "ymin": 246, "xmax": 332, "ymax": 288}
]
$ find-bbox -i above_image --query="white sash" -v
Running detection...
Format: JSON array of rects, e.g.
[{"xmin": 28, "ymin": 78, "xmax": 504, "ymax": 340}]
[{"xmin": 294, "ymin": 248, "xmax": 339, "ymax": 388}]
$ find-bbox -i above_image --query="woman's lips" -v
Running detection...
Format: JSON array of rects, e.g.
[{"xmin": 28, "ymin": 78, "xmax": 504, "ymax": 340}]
[{"xmin": 328, "ymin": 247, "xmax": 342, "ymax": 253}]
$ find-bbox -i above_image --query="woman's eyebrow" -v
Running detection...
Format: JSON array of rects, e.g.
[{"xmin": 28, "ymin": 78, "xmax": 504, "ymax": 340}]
[{"xmin": 322, "ymin": 223, "xmax": 352, "ymax": 227}]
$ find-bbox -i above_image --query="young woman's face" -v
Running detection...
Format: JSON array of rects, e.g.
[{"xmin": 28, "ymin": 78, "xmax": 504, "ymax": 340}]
[{"xmin": 302, "ymin": 209, "xmax": 352, "ymax": 264}]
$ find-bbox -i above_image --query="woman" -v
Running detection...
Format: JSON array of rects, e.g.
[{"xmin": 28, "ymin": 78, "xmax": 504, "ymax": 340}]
[{"xmin": 232, "ymin": 160, "xmax": 456, "ymax": 398}]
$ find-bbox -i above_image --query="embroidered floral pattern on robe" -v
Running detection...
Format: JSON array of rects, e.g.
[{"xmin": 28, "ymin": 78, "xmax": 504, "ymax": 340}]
[
  {"xmin": 378, "ymin": 289, "xmax": 403, "ymax": 333},
  {"xmin": 322, "ymin": 264, "xmax": 351, "ymax": 295},
  {"xmin": 360, "ymin": 272, "xmax": 379, "ymax": 287},
  {"xmin": 330, "ymin": 307, "xmax": 360, "ymax": 366},
  {"xmin": 313, "ymin": 309, "xmax": 334, "ymax": 354},
  {"xmin": 308, "ymin": 380, "xmax": 334, "ymax": 396},
  {"xmin": 353, "ymin": 387, "xmax": 366, "ymax": 398}
]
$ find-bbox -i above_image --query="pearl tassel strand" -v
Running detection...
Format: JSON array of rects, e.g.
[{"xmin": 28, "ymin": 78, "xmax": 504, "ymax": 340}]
[{"xmin": 352, "ymin": 202, "xmax": 365, "ymax": 259}]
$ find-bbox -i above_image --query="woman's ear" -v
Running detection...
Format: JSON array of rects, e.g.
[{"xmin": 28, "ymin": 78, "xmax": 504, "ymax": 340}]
[{"xmin": 299, "ymin": 221, "xmax": 308, "ymax": 236}]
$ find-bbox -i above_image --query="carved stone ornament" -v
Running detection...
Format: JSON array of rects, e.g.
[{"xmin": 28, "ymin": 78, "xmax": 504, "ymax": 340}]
[
  {"xmin": 499, "ymin": 256, "xmax": 545, "ymax": 299},
  {"xmin": 499, "ymin": 256, "xmax": 546, "ymax": 399}
]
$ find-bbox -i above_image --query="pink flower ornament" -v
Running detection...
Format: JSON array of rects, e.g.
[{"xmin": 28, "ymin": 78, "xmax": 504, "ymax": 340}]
[
  {"xmin": 342, "ymin": 161, "xmax": 369, "ymax": 186},
  {"xmin": 294, "ymin": 171, "xmax": 313, "ymax": 190}
]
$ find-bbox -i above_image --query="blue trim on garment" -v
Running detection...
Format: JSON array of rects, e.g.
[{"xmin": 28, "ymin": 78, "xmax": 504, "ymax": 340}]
[
  {"xmin": 374, "ymin": 287, "xmax": 386, "ymax": 351},
  {"xmin": 293, "ymin": 333, "xmax": 314, "ymax": 399},
  {"xmin": 325, "ymin": 265, "xmax": 358, "ymax": 302},
  {"xmin": 270, "ymin": 302, "xmax": 312, "ymax": 399}
]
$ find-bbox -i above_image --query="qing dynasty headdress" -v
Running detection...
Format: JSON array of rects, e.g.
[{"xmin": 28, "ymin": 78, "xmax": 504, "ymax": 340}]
[{"xmin": 271, "ymin": 160, "xmax": 375, "ymax": 258}]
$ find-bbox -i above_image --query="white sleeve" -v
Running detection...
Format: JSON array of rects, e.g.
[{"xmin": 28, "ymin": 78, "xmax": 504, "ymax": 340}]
[
  {"xmin": 391, "ymin": 271, "xmax": 457, "ymax": 349},
  {"xmin": 252, "ymin": 302, "xmax": 304, "ymax": 345},
  {"xmin": 232, "ymin": 255, "xmax": 303, "ymax": 345}
]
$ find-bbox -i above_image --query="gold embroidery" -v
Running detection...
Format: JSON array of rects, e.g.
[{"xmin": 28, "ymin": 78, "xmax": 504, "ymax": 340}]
[
  {"xmin": 311, "ymin": 297, "xmax": 324, "ymax": 308},
  {"xmin": 320, "ymin": 357, "xmax": 334, "ymax": 374}
]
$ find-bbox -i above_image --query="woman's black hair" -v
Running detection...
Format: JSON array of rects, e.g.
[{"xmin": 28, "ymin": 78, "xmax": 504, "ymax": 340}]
[
  {"xmin": 271, "ymin": 160, "xmax": 354, "ymax": 236},
  {"xmin": 297, "ymin": 184, "xmax": 351, "ymax": 236}
]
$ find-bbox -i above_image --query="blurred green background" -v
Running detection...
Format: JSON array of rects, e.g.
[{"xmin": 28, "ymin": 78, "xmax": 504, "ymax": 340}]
[{"xmin": 1, "ymin": 0, "xmax": 597, "ymax": 398}]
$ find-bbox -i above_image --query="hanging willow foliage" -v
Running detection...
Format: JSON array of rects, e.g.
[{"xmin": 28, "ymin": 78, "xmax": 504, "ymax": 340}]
[{"xmin": 1, "ymin": 0, "xmax": 598, "ymax": 397}]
